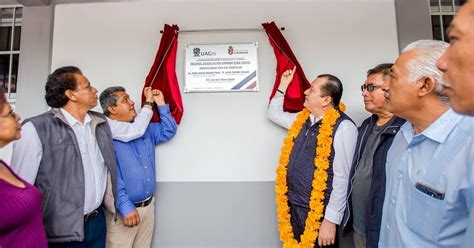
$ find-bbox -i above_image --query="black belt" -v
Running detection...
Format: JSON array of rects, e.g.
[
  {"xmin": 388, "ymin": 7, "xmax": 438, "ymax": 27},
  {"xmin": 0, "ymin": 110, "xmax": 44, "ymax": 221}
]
[
  {"xmin": 84, "ymin": 207, "xmax": 101, "ymax": 222},
  {"xmin": 134, "ymin": 196, "xmax": 153, "ymax": 208}
]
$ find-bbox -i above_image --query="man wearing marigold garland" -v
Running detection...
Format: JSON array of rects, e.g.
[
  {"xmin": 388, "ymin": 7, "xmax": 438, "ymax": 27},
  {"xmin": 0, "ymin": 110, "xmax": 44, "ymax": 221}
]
[
  {"xmin": 379, "ymin": 40, "xmax": 474, "ymax": 247},
  {"xmin": 267, "ymin": 66, "xmax": 358, "ymax": 247}
]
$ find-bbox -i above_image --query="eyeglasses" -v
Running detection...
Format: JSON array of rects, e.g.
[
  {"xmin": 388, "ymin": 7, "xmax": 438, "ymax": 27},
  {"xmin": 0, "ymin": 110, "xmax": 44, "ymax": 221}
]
[{"xmin": 360, "ymin": 84, "xmax": 383, "ymax": 92}]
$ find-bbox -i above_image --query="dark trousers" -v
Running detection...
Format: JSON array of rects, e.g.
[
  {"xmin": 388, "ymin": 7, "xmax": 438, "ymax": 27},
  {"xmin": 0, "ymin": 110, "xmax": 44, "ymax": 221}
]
[
  {"xmin": 49, "ymin": 208, "xmax": 106, "ymax": 248},
  {"xmin": 289, "ymin": 202, "xmax": 339, "ymax": 248}
]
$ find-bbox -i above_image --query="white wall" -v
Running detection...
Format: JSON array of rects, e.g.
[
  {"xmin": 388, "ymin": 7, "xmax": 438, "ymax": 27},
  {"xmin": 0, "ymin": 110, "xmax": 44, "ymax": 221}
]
[
  {"xmin": 50, "ymin": 0, "xmax": 399, "ymax": 182},
  {"xmin": 395, "ymin": 0, "xmax": 432, "ymax": 52},
  {"xmin": 16, "ymin": 6, "xmax": 53, "ymax": 126}
]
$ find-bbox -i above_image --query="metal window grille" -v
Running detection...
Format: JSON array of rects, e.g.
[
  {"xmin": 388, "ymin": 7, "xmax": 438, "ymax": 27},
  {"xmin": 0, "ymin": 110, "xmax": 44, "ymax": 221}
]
[
  {"xmin": 0, "ymin": 5, "xmax": 22, "ymax": 102},
  {"xmin": 429, "ymin": 0, "xmax": 463, "ymax": 42}
]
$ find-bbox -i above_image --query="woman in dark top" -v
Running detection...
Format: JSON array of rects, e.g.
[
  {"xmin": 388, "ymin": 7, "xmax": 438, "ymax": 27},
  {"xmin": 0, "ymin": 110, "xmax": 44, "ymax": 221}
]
[{"xmin": 0, "ymin": 88, "xmax": 47, "ymax": 247}]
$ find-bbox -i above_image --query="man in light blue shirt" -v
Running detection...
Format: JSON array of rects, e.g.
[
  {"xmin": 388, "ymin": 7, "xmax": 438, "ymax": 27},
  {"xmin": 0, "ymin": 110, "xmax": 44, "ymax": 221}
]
[
  {"xmin": 437, "ymin": 2, "xmax": 474, "ymax": 247},
  {"xmin": 380, "ymin": 39, "xmax": 474, "ymax": 247}
]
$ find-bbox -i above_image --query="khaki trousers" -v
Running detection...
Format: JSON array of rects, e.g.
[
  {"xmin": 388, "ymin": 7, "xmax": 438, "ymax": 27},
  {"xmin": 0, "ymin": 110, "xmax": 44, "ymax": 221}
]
[
  {"xmin": 106, "ymin": 199, "xmax": 155, "ymax": 248},
  {"xmin": 353, "ymin": 230, "xmax": 366, "ymax": 248}
]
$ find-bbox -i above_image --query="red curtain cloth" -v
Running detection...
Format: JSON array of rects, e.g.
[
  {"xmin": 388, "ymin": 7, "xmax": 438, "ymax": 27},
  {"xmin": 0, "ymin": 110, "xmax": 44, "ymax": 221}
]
[
  {"xmin": 142, "ymin": 24, "xmax": 183, "ymax": 124},
  {"xmin": 262, "ymin": 21, "xmax": 310, "ymax": 113}
]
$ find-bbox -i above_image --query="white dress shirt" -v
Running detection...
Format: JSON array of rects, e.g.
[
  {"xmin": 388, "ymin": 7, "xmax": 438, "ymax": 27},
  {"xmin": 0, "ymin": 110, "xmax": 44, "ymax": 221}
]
[
  {"xmin": 267, "ymin": 97, "xmax": 358, "ymax": 224},
  {"xmin": 10, "ymin": 107, "xmax": 153, "ymax": 214}
]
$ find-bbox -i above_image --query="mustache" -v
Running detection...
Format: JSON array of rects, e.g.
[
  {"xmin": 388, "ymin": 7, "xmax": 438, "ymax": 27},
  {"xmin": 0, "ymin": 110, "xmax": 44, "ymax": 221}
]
[{"xmin": 440, "ymin": 82, "xmax": 451, "ymax": 89}]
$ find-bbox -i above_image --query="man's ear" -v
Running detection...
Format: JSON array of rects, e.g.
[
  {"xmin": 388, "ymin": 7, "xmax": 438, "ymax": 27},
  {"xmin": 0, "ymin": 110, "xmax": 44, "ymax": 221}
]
[
  {"xmin": 64, "ymin": 89, "xmax": 76, "ymax": 102},
  {"xmin": 322, "ymin": 95, "xmax": 332, "ymax": 108},
  {"xmin": 417, "ymin": 76, "xmax": 436, "ymax": 97},
  {"xmin": 107, "ymin": 106, "xmax": 117, "ymax": 116}
]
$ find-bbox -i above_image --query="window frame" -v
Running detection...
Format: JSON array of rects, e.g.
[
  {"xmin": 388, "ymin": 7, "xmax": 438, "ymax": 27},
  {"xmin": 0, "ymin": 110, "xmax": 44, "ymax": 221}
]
[
  {"xmin": 0, "ymin": 4, "xmax": 22, "ymax": 103},
  {"xmin": 429, "ymin": 0, "xmax": 461, "ymax": 42}
]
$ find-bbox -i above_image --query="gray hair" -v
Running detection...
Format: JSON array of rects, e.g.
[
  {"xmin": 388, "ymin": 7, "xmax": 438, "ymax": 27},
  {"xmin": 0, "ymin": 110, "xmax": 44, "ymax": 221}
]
[
  {"xmin": 99, "ymin": 86, "xmax": 126, "ymax": 116},
  {"xmin": 402, "ymin": 39, "xmax": 449, "ymax": 102}
]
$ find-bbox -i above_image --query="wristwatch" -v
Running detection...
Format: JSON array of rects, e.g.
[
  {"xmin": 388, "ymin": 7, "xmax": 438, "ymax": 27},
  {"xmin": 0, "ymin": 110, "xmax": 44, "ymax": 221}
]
[{"xmin": 143, "ymin": 101, "xmax": 154, "ymax": 108}]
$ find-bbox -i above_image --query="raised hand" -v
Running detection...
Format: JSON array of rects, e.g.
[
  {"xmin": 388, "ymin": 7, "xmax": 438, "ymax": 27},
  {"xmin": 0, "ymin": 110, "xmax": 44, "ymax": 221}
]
[
  {"xmin": 143, "ymin": 87, "xmax": 154, "ymax": 102},
  {"xmin": 279, "ymin": 65, "xmax": 297, "ymax": 92},
  {"xmin": 152, "ymin": 89, "xmax": 165, "ymax": 106}
]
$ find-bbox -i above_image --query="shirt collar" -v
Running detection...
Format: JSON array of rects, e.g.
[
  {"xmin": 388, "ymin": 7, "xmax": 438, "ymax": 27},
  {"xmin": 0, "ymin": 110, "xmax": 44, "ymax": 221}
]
[
  {"xmin": 400, "ymin": 108, "xmax": 462, "ymax": 144},
  {"xmin": 60, "ymin": 108, "xmax": 91, "ymax": 126},
  {"xmin": 309, "ymin": 114, "xmax": 322, "ymax": 125}
]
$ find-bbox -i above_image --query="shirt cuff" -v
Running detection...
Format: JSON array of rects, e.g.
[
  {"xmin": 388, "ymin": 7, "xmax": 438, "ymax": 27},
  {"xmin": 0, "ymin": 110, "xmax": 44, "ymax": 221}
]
[
  {"xmin": 324, "ymin": 206, "xmax": 343, "ymax": 225},
  {"xmin": 156, "ymin": 104, "xmax": 171, "ymax": 115},
  {"xmin": 141, "ymin": 107, "xmax": 153, "ymax": 114},
  {"xmin": 269, "ymin": 97, "xmax": 284, "ymax": 106},
  {"xmin": 118, "ymin": 200, "xmax": 136, "ymax": 218}
]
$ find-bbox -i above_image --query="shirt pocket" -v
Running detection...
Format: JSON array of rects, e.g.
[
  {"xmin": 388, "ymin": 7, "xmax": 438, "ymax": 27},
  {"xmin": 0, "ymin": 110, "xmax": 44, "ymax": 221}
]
[
  {"xmin": 46, "ymin": 136, "xmax": 75, "ymax": 147},
  {"xmin": 406, "ymin": 182, "xmax": 445, "ymax": 242},
  {"xmin": 46, "ymin": 138, "xmax": 76, "ymax": 154}
]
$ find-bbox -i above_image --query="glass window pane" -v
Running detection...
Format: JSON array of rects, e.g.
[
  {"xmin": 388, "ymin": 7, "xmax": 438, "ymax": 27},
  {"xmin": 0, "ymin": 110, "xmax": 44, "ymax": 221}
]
[
  {"xmin": 15, "ymin": 7, "xmax": 22, "ymax": 23},
  {"xmin": 454, "ymin": 0, "xmax": 462, "ymax": 11},
  {"xmin": 441, "ymin": 0, "xmax": 454, "ymax": 12},
  {"xmin": 0, "ymin": 8, "xmax": 14, "ymax": 26},
  {"xmin": 430, "ymin": 0, "xmax": 440, "ymax": 12},
  {"xmin": 13, "ymin": 26, "xmax": 21, "ymax": 51},
  {"xmin": 0, "ymin": 27, "xmax": 11, "ymax": 51},
  {"xmin": 432, "ymin": 16, "xmax": 443, "ymax": 40},
  {"xmin": 0, "ymin": 7, "xmax": 21, "ymax": 98},
  {"xmin": 11, "ymin": 54, "xmax": 18, "ymax": 93},
  {"xmin": 442, "ymin": 15, "xmax": 454, "ymax": 42},
  {"xmin": 0, "ymin": 55, "xmax": 9, "ymax": 94}
]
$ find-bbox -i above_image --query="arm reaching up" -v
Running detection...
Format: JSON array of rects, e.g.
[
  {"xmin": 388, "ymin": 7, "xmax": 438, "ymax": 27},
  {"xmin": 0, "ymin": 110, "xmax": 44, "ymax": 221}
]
[
  {"xmin": 108, "ymin": 87, "xmax": 154, "ymax": 142},
  {"xmin": 267, "ymin": 66, "xmax": 299, "ymax": 129}
]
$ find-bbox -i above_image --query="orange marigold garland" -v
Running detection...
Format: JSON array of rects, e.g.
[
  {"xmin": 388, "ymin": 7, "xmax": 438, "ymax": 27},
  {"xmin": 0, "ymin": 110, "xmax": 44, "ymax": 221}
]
[{"xmin": 275, "ymin": 103, "xmax": 344, "ymax": 248}]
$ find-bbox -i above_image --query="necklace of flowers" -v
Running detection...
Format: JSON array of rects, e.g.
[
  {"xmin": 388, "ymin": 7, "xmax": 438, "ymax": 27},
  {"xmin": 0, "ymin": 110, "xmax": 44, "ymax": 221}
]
[{"xmin": 275, "ymin": 104, "xmax": 345, "ymax": 248}]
